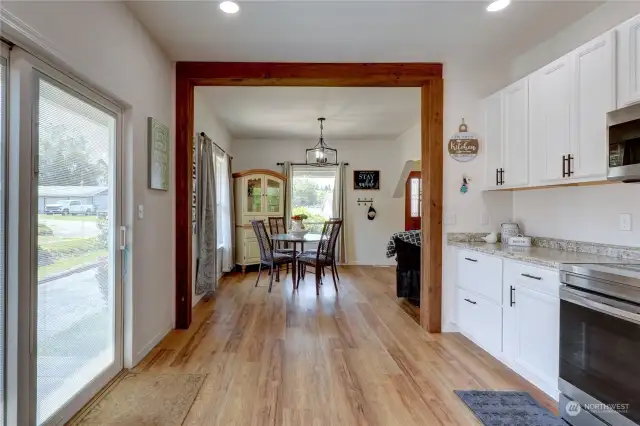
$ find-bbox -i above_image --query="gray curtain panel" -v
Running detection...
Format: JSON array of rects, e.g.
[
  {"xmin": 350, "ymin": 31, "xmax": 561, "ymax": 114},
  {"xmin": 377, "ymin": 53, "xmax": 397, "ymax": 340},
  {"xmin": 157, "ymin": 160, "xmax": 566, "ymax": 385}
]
[
  {"xmin": 226, "ymin": 154, "xmax": 235, "ymax": 271},
  {"xmin": 282, "ymin": 161, "xmax": 293, "ymax": 226},
  {"xmin": 332, "ymin": 162, "xmax": 347, "ymax": 264},
  {"xmin": 196, "ymin": 136, "xmax": 217, "ymax": 294}
]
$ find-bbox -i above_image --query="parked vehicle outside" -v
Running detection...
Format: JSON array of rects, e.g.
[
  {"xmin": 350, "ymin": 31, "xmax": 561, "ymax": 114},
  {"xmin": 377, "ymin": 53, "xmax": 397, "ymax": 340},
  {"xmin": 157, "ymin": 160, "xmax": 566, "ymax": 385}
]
[{"xmin": 44, "ymin": 200, "xmax": 95, "ymax": 216}]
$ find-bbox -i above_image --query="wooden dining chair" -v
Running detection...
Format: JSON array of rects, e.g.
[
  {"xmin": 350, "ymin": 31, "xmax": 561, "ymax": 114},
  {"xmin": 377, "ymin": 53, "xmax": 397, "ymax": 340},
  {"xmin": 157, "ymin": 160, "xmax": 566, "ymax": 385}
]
[
  {"xmin": 251, "ymin": 220, "xmax": 295, "ymax": 292},
  {"xmin": 296, "ymin": 218, "xmax": 343, "ymax": 295},
  {"xmin": 268, "ymin": 216, "xmax": 297, "ymax": 274}
]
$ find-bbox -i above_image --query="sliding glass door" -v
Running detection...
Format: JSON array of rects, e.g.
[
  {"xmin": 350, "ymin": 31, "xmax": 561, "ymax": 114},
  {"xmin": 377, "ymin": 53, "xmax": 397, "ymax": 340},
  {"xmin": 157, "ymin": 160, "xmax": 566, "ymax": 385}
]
[
  {"xmin": 0, "ymin": 43, "xmax": 8, "ymax": 426},
  {"xmin": 4, "ymin": 47, "xmax": 124, "ymax": 425}
]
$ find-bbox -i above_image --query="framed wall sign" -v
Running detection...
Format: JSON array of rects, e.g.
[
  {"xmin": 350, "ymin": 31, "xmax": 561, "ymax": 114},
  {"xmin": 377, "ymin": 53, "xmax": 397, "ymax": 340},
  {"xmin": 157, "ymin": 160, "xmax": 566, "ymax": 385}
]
[
  {"xmin": 353, "ymin": 170, "xmax": 380, "ymax": 190},
  {"xmin": 448, "ymin": 119, "xmax": 479, "ymax": 162},
  {"xmin": 148, "ymin": 117, "xmax": 170, "ymax": 190}
]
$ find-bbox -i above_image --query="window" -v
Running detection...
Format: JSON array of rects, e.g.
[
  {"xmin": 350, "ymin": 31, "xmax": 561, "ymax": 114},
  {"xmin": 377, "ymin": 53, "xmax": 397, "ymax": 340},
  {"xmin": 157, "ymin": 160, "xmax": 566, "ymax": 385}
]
[{"xmin": 291, "ymin": 166, "xmax": 336, "ymax": 233}]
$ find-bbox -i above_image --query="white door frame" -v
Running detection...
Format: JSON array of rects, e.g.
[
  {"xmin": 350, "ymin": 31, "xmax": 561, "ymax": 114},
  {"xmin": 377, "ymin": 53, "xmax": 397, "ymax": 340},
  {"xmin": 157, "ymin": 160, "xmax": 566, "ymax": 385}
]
[{"xmin": 7, "ymin": 47, "xmax": 124, "ymax": 426}]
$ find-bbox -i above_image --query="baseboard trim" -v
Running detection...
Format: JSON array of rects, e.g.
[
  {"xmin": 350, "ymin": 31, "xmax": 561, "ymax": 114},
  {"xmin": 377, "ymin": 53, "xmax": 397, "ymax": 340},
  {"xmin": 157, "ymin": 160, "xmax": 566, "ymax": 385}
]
[
  {"xmin": 134, "ymin": 325, "xmax": 171, "ymax": 367},
  {"xmin": 344, "ymin": 261, "xmax": 395, "ymax": 267}
]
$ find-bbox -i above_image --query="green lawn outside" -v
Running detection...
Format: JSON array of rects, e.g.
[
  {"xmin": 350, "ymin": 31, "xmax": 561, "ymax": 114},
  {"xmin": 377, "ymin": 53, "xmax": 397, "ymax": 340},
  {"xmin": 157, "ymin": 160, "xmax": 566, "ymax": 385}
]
[
  {"xmin": 39, "ymin": 249, "xmax": 107, "ymax": 280},
  {"xmin": 39, "ymin": 236, "xmax": 98, "ymax": 251},
  {"xmin": 39, "ymin": 214, "xmax": 98, "ymax": 223}
]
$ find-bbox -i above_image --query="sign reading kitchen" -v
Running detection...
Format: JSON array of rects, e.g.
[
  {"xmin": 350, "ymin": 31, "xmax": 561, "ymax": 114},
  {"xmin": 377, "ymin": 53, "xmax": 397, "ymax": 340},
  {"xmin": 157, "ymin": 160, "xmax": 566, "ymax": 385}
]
[{"xmin": 354, "ymin": 170, "xmax": 380, "ymax": 190}]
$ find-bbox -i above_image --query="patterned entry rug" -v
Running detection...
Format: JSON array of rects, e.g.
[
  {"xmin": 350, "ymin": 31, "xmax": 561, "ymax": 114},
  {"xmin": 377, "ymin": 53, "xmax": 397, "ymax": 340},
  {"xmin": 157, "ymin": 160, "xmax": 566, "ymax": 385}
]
[
  {"xmin": 455, "ymin": 390, "xmax": 565, "ymax": 426},
  {"xmin": 73, "ymin": 372, "xmax": 206, "ymax": 425}
]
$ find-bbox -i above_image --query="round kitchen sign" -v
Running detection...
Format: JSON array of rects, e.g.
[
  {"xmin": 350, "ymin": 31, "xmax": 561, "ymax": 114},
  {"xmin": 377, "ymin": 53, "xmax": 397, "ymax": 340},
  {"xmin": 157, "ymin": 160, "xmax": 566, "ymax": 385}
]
[{"xmin": 448, "ymin": 119, "xmax": 479, "ymax": 163}]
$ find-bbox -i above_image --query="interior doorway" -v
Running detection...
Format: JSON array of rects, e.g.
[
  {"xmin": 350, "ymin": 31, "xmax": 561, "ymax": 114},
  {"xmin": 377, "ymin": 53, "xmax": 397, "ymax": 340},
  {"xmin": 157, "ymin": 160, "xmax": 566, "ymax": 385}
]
[
  {"xmin": 405, "ymin": 171, "xmax": 422, "ymax": 231},
  {"xmin": 175, "ymin": 63, "xmax": 443, "ymax": 333}
]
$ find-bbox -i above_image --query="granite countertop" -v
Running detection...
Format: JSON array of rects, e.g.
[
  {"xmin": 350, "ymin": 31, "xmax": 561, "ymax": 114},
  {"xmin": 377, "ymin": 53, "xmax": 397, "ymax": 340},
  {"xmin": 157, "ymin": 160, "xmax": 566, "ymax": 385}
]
[{"xmin": 448, "ymin": 241, "xmax": 631, "ymax": 269}]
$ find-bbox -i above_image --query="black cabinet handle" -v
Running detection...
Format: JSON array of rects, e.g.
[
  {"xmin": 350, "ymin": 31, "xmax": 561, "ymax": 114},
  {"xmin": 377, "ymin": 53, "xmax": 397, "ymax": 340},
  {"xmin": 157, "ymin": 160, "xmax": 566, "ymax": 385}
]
[
  {"xmin": 562, "ymin": 155, "xmax": 567, "ymax": 177},
  {"xmin": 568, "ymin": 154, "xmax": 574, "ymax": 176},
  {"xmin": 500, "ymin": 168, "xmax": 505, "ymax": 185},
  {"xmin": 464, "ymin": 298, "xmax": 477, "ymax": 305},
  {"xmin": 510, "ymin": 285, "xmax": 515, "ymax": 307},
  {"xmin": 496, "ymin": 168, "xmax": 499, "ymax": 186},
  {"xmin": 521, "ymin": 273, "xmax": 542, "ymax": 280},
  {"xmin": 464, "ymin": 257, "xmax": 478, "ymax": 263}
]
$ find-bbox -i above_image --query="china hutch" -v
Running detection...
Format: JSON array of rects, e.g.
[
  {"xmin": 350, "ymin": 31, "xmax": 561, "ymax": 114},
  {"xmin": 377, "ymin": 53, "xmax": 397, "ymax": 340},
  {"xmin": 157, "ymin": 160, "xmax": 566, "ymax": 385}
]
[{"xmin": 232, "ymin": 169, "xmax": 286, "ymax": 272}]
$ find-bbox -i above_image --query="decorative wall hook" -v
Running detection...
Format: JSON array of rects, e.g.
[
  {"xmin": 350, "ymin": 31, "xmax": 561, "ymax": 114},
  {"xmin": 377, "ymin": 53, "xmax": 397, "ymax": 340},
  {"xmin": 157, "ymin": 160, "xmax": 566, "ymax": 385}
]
[{"xmin": 357, "ymin": 198, "xmax": 374, "ymax": 206}]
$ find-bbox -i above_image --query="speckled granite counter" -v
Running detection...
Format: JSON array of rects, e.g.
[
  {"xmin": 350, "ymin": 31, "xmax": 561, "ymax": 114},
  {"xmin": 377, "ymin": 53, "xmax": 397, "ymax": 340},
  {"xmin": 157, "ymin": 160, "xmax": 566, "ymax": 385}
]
[{"xmin": 447, "ymin": 233, "xmax": 640, "ymax": 270}]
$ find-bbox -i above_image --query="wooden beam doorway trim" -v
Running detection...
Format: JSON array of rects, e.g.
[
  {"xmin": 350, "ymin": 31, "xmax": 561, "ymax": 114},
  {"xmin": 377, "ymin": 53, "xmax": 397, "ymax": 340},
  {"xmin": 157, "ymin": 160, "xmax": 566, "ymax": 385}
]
[{"xmin": 175, "ymin": 62, "xmax": 443, "ymax": 331}]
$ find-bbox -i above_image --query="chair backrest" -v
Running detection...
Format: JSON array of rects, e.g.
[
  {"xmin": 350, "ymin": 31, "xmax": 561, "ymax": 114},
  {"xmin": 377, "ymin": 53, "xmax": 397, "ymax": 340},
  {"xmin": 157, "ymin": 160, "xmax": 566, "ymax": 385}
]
[
  {"xmin": 318, "ymin": 218, "xmax": 342, "ymax": 259},
  {"xmin": 268, "ymin": 216, "xmax": 287, "ymax": 235},
  {"xmin": 251, "ymin": 220, "xmax": 273, "ymax": 261}
]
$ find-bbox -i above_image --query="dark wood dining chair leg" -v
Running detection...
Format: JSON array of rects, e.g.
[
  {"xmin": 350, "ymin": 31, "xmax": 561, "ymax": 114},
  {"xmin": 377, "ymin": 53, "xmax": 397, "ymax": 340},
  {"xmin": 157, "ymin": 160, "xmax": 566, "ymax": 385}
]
[
  {"xmin": 268, "ymin": 263, "xmax": 275, "ymax": 292},
  {"xmin": 331, "ymin": 264, "xmax": 338, "ymax": 292},
  {"xmin": 334, "ymin": 260, "xmax": 340, "ymax": 281},
  {"xmin": 296, "ymin": 261, "xmax": 302, "ymax": 289},
  {"xmin": 276, "ymin": 265, "xmax": 280, "ymax": 282},
  {"xmin": 255, "ymin": 263, "xmax": 263, "ymax": 287},
  {"xmin": 315, "ymin": 264, "xmax": 321, "ymax": 295}
]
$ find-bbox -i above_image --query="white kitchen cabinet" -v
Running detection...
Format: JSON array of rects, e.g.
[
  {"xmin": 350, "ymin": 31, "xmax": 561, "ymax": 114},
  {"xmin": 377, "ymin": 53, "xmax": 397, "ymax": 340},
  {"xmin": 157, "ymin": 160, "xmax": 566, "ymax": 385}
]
[
  {"xmin": 529, "ymin": 55, "xmax": 572, "ymax": 185},
  {"xmin": 617, "ymin": 15, "xmax": 640, "ymax": 108},
  {"xmin": 484, "ymin": 91, "xmax": 503, "ymax": 189},
  {"xmin": 502, "ymin": 261, "xmax": 560, "ymax": 398},
  {"xmin": 457, "ymin": 249, "xmax": 502, "ymax": 304},
  {"xmin": 571, "ymin": 31, "xmax": 615, "ymax": 180},
  {"xmin": 503, "ymin": 78, "xmax": 529, "ymax": 187},
  {"xmin": 455, "ymin": 287, "xmax": 502, "ymax": 355}
]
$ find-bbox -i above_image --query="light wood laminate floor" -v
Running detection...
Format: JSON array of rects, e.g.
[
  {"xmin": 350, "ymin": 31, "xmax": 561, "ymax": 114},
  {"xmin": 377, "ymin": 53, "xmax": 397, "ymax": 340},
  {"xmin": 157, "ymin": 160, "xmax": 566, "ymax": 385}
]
[{"xmin": 122, "ymin": 266, "xmax": 555, "ymax": 425}]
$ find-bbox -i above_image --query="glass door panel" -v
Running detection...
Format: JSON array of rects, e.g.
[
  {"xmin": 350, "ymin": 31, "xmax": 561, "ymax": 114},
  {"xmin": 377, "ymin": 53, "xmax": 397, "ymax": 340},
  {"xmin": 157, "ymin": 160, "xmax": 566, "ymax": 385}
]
[
  {"xmin": 265, "ymin": 177, "xmax": 282, "ymax": 214},
  {"xmin": 245, "ymin": 176, "xmax": 263, "ymax": 213},
  {"xmin": 35, "ymin": 76, "xmax": 119, "ymax": 424}
]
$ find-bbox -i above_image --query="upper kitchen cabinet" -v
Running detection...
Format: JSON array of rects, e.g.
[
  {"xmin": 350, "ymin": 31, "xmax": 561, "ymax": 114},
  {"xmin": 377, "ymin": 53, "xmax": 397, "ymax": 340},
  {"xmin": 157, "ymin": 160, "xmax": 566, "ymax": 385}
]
[
  {"xmin": 529, "ymin": 56, "xmax": 572, "ymax": 185},
  {"xmin": 617, "ymin": 15, "xmax": 640, "ymax": 108},
  {"xmin": 503, "ymin": 78, "xmax": 529, "ymax": 187},
  {"xmin": 484, "ymin": 91, "xmax": 504, "ymax": 190},
  {"xmin": 483, "ymin": 78, "xmax": 529, "ymax": 190},
  {"xmin": 571, "ymin": 31, "xmax": 616, "ymax": 180}
]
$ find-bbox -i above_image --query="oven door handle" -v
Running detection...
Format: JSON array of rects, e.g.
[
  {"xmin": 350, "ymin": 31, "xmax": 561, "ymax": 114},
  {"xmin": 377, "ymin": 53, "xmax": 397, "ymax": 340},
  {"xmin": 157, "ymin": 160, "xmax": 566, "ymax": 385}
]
[{"xmin": 561, "ymin": 285, "xmax": 640, "ymax": 325}]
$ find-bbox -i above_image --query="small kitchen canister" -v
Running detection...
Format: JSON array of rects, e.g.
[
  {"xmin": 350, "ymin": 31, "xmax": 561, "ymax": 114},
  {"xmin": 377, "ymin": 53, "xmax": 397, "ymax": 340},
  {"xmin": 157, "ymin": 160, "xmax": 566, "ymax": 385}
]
[{"xmin": 501, "ymin": 222, "xmax": 520, "ymax": 244}]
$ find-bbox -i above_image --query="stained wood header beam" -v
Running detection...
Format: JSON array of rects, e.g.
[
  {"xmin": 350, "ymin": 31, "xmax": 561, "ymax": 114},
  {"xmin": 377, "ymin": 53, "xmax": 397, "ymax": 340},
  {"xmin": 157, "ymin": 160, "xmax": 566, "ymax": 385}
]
[{"xmin": 175, "ymin": 61, "xmax": 443, "ymax": 332}]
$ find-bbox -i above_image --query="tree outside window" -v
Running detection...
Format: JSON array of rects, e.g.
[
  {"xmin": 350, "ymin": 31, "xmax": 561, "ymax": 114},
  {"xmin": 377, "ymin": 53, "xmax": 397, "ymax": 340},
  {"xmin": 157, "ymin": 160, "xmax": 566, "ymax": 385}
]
[{"xmin": 291, "ymin": 166, "xmax": 336, "ymax": 233}]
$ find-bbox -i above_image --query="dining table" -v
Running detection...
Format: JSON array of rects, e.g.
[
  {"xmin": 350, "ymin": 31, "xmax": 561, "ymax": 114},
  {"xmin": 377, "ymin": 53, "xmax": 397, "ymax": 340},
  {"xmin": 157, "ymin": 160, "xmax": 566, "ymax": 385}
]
[{"xmin": 270, "ymin": 233, "xmax": 323, "ymax": 288}]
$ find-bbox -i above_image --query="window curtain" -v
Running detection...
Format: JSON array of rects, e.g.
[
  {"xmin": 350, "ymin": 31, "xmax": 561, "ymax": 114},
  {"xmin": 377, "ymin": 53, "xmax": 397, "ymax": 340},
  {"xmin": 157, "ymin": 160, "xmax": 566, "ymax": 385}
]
[
  {"xmin": 282, "ymin": 161, "xmax": 293, "ymax": 226},
  {"xmin": 220, "ymin": 153, "xmax": 234, "ymax": 272},
  {"xmin": 332, "ymin": 162, "xmax": 347, "ymax": 264},
  {"xmin": 196, "ymin": 136, "xmax": 217, "ymax": 294}
]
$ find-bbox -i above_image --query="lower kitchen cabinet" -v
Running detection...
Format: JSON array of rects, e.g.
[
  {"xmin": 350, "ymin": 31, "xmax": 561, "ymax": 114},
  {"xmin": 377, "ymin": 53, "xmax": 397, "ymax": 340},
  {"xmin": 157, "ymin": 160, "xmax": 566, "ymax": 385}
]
[
  {"xmin": 503, "ymin": 281, "xmax": 560, "ymax": 398},
  {"xmin": 454, "ymin": 251, "xmax": 560, "ymax": 399}
]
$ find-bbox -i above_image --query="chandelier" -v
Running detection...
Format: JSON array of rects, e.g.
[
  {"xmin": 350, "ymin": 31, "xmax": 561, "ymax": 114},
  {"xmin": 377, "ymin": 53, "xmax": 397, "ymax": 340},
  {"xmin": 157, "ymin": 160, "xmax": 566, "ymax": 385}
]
[{"xmin": 305, "ymin": 117, "xmax": 338, "ymax": 167}]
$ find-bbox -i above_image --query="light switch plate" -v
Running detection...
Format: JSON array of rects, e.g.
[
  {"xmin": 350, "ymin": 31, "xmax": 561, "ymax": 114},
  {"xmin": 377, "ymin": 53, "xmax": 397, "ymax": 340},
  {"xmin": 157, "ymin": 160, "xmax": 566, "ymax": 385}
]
[
  {"xmin": 619, "ymin": 213, "xmax": 632, "ymax": 231},
  {"xmin": 444, "ymin": 213, "xmax": 456, "ymax": 226},
  {"xmin": 138, "ymin": 204, "xmax": 144, "ymax": 220}
]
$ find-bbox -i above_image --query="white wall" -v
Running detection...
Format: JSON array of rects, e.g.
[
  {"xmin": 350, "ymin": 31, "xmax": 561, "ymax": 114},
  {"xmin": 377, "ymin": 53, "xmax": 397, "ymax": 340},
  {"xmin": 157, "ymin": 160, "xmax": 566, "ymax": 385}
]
[
  {"xmin": 2, "ymin": 1, "xmax": 175, "ymax": 366},
  {"xmin": 233, "ymin": 138, "xmax": 405, "ymax": 266},
  {"xmin": 507, "ymin": 2, "xmax": 640, "ymax": 247},
  {"xmin": 192, "ymin": 90, "xmax": 232, "ymax": 307}
]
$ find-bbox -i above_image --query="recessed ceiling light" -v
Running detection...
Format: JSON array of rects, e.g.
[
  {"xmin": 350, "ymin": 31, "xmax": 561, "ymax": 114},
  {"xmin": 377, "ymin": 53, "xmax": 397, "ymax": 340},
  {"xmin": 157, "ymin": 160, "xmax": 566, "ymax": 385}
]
[
  {"xmin": 220, "ymin": 1, "xmax": 239, "ymax": 14},
  {"xmin": 487, "ymin": 0, "xmax": 511, "ymax": 12}
]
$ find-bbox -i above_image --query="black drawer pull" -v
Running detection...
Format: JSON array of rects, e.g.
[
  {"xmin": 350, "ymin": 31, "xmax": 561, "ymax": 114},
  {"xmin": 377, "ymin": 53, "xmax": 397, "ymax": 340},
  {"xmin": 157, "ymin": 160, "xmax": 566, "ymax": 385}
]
[
  {"xmin": 464, "ymin": 298, "xmax": 477, "ymax": 305},
  {"xmin": 510, "ymin": 285, "xmax": 515, "ymax": 307},
  {"xmin": 464, "ymin": 257, "xmax": 478, "ymax": 263},
  {"xmin": 521, "ymin": 273, "xmax": 542, "ymax": 280}
]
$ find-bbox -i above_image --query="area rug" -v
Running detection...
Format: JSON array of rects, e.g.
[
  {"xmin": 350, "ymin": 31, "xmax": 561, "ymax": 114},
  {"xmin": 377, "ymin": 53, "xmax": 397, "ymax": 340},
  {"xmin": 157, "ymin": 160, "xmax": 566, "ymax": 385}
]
[
  {"xmin": 455, "ymin": 390, "xmax": 564, "ymax": 426},
  {"xmin": 74, "ymin": 372, "xmax": 206, "ymax": 425}
]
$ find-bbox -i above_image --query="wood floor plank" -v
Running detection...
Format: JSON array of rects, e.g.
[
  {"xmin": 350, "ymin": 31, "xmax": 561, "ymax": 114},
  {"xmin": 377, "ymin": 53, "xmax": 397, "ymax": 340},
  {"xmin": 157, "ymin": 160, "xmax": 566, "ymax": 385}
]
[{"xmin": 101, "ymin": 266, "xmax": 557, "ymax": 426}]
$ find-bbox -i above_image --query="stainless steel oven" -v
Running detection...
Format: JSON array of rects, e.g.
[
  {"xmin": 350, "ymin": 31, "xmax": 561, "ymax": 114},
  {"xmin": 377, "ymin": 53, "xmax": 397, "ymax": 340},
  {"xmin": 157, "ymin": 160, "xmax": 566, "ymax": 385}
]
[
  {"xmin": 559, "ymin": 263, "xmax": 640, "ymax": 426},
  {"xmin": 607, "ymin": 103, "xmax": 640, "ymax": 182}
]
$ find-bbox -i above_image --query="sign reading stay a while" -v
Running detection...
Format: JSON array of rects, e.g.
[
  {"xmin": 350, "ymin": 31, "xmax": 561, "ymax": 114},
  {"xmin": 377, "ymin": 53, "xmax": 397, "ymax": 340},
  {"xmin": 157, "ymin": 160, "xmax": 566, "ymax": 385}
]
[{"xmin": 354, "ymin": 170, "xmax": 380, "ymax": 190}]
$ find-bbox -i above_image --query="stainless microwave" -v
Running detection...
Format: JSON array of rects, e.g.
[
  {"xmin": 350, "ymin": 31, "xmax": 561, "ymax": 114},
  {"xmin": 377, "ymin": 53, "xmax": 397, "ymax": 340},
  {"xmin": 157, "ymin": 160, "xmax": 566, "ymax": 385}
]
[{"xmin": 607, "ymin": 103, "xmax": 640, "ymax": 182}]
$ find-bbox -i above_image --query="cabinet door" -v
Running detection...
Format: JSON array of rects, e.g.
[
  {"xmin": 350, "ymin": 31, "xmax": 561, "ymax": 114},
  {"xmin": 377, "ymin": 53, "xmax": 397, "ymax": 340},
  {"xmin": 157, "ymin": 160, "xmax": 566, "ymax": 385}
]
[
  {"xmin": 503, "ymin": 78, "xmax": 529, "ymax": 187},
  {"xmin": 264, "ymin": 176, "xmax": 284, "ymax": 214},
  {"xmin": 617, "ymin": 15, "xmax": 640, "ymax": 108},
  {"xmin": 571, "ymin": 31, "xmax": 615, "ymax": 180},
  {"xmin": 244, "ymin": 175, "xmax": 264, "ymax": 214},
  {"xmin": 530, "ymin": 56, "xmax": 572, "ymax": 183},
  {"xmin": 513, "ymin": 285, "xmax": 560, "ymax": 392},
  {"xmin": 484, "ymin": 91, "xmax": 503, "ymax": 189},
  {"xmin": 245, "ymin": 238, "xmax": 261, "ymax": 262}
]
